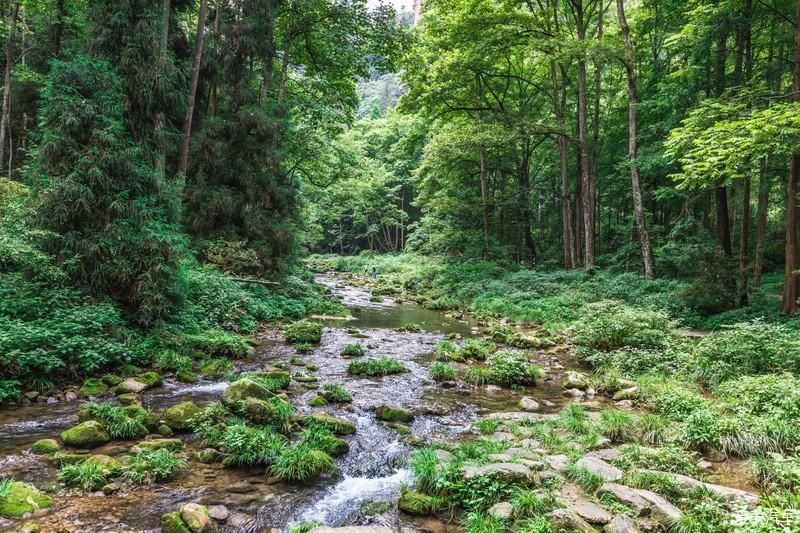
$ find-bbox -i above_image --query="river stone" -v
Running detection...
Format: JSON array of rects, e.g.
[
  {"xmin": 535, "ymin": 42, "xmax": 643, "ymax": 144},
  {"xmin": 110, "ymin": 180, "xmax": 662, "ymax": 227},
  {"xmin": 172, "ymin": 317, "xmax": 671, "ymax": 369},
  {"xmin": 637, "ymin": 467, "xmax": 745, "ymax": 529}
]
[
  {"xmin": 398, "ymin": 491, "xmax": 436, "ymax": 515},
  {"xmin": 138, "ymin": 371, "xmax": 163, "ymax": 388},
  {"xmin": 604, "ymin": 515, "xmax": 639, "ymax": 533},
  {"xmin": 462, "ymin": 462, "xmax": 534, "ymax": 483},
  {"xmin": 118, "ymin": 393, "xmax": 140, "ymax": 405},
  {"xmin": 133, "ymin": 438, "xmax": 183, "ymax": 453},
  {"xmin": 221, "ymin": 378, "xmax": 272, "ymax": 406},
  {"xmin": 176, "ymin": 369, "xmax": 199, "ymax": 384},
  {"xmin": 242, "ymin": 397, "xmax": 275, "ymax": 423},
  {"xmin": 587, "ymin": 447, "xmax": 624, "ymax": 461},
  {"xmin": 613, "ymin": 386, "xmax": 639, "ymax": 401},
  {"xmin": 488, "ymin": 501, "xmax": 513, "ymax": 520},
  {"xmin": 597, "ymin": 484, "xmax": 651, "ymax": 517},
  {"xmin": 60, "ymin": 420, "xmax": 110, "ymax": 448},
  {"xmin": 30, "ymin": 438, "xmax": 60, "ymax": 454},
  {"xmin": 375, "ymin": 405, "xmax": 415, "ymax": 423},
  {"xmin": 309, "ymin": 528, "xmax": 393, "ymax": 533},
  {"xmin": 434, "ymin": 449, "xmax": 455, "ymax": 463},
  {"xmin": 79, "ymin": 378, "xmax": 108, "ymax": 397},
  {"xmin": 563, "ymin": 388, "xmax": 586, "ymax": 399},
  {"xmin": 562, "ymin": 371, "xmax": 590, "ymax": 390},
  {"xmin": 161, "ymin": 401, "xmax": 202, "ymax": 431},
  {"xmin": 576, "ymin": 456, "xmax": 623, "ymax": 482},
  {"xmin": 0, "ymin": 481, "xmax": 53, "ymax": 518},
  {"xmin": 545, "ymin": 454, "xmax": 570, "ymax": 471},
  {"xmin": 180, "ymin": 503, "xmax": 212, "ymax": 532},
  {"xmin": 85, "ymin": 454, "xmax": 121, "ymax": 475},
  {"xmin": 194, "ymin": 448, "xmax": 225, "ymax": 464},
  {"xmin": 519, "ymin": 396, "xmax": 541, "ymax": 411},
  {"xmin": 548, "ymin": 509, "xmax": 596, "ymax": 533},
  {"xmin": 102, "ymin": 482, "xmax": 120, "ymax": 495},
  {"xmin": 162, "ymin": 511, "xmax": 190, "ymax": 533},
  {"xmin": 304, "ymin": 412, "xmax": 357, "ymax": 435},
  {"xmin": 65, "ymin": 391, "xmax": 79, "ymax": 402},
  {"xmin": 207, "ymin": 505, "xmax": 229, "ymax": 521},
  {"xmin": 309, "ymin": 395, "xmax": 328, "ymax": 407},
  {"xmin": 638, "ymin": 489, "xmax": 682, "ymax": 524},
  {"xmin": 488, "ymin": 431, "xmax": 515, "ymax": 442},
  {"xmin": 568, "ymin": 499, "xmax": 614, "ymax": 524},
  {"xmin": 20, "ymin": 523, "xmax": 41, "ymax": 533},
  {"xmin": 641, "ymin": 470, "xmax": 759, "ymax": 508},
  {"xmin": 115, "ymin": 378, "xmax": 149, "ymax": 394}
]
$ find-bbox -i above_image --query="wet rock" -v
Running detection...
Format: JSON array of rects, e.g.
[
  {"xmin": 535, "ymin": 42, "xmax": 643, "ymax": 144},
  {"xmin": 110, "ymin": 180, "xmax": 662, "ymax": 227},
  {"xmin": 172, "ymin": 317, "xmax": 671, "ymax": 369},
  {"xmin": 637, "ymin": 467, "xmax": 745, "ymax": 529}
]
[
  {"xmin": 207, "ymin": 505, "xmax": 229, "ymax": 522},
  {"xmin": 440, "ymin": 381, "xmax": 458, "ymax": 389},
  {"xmin": 180, "ymin": 503, "xmax": 213, "ymax": 532},
  {"xmin": 221, "ymin": 378, "xmax": 272, "ymax": 406},
  {"xmin": 581, "ymin": 400, "xmax": 602, "ymax": 410},
  {"xmin": 545, "ymin": 454, "xmax": 570, "ymax": 471},
  {"xmin": 613, "ymin": 387, "xmax": 639, "ymax": 401},
  {"xmin": 597, "ymin": 484, "xmax": 650, "ymax": 517},
  {"xmin": 637, "ymin": 489, "xmax": 682, "ymax": 524},
  {"xmin": 548, "ymin": 509, "xmax": 596, "ymax": 533},
  {"xmin": 194, "ymin": 448, "xmax": 225, "ymax": 464},
  {"xmin": 115, "ymin": 378, "xmax": 149, "ymax": 394},
  {"xmin": 487, "ymin": 431, "xmax": 515, "ymax": 442},
  {"xmin": 65, "ymin": 391, "xmax": 79, "ymax": 402},
  {"xmin": 563, "ymin": 388, "xmax": 586, "ymax": 399},
  {"xmin": 60, "ymin": 420, "xmax": 111, "ymax": 449},
  {"xmin": 697, "ymin": 460, "xmax": 713, "ymax": 470},
  {"xmin": 462, "ymin": 462, "xmax": 535, "ymax": 483},
  {"xmin": 399, "ymin": 491, "xmax": 437, "ymax": 515},
  {"xmin": 133, "ymin": 438, "xmax": 183, "ymax": 453},
  {"xmin": 46, "ymin": 396, "xmax": 58, "ymax": 404},
  {"xmin": 79, "ymin": 378, "xmax": 108, "ymax": 397},
  {"xmin": 243, "ymin": 397, "xmax": 278, "ymax": 424},
  {"xmin": 303, "ymin": 412, "xmax": 357, "ymax": 435},
  {"xmin": 616, "ymin": 400, "xmax": 634, "ymax": 409},
  {"xmin": 309, "ymin": 395, "xmax": 328, "ymax": 407},
  {"xmin": 23, "ymin": 391, "xmax": 39, "ymax": 400},
  {"xmin": 488, "ymin": 501, "xmax": 513, "ymax": 520},
  {"xmin": 162, "ymin": 511, "xmax": 191, "ymax": 533},
  {"xmin": 585, "ymin": 388, "xmax": 596, "ymax": 397},
  {"xmin": 310, "ymin": 528, "xmax": 393, "ymax": 533},
  {"xmin": 641, "ymin": 470, "xmax": 759, "ymax": 508},
  {"xmin": 86, "ymin": 454, "xmax": 121, "ymax": 475},
  {"xmin": 576, "ymin": 456, "xmax": 623, "ymax": 482},
  {"xmin": 30, "ymin": 438, "xmax": 60, "ymax": 455},
  {"xmin": 0, "ymin": 481, "xmax": 53, "ymax": 518},
  {"xmin": 485, "ymin": 385, "xmax": 503, "ymax": 394},
  {"xmin": 519, "ymin": 396, "xmax": 541, "ymax": 411},
  {"xmin": 604, "ymin": 515, "xmax": 638, "ymax": 533},
  {"xmin": 102, "ymin": 482, "xmax": 120, "ymax": 495},
  {"xmin": 117, "ymin": 393, "xmax": 140, "ymax": 405},
  {"xmin": 161, "ymin": 401, "xmax": 202, "ymax": 431},
  {"xmin": 176, "ymin": 369, "xmax": 199, "ymax": 383},
  {"xmin": 376, "ymin": 405, "xmax": 415, "ymax": 423},
  {"xmin": 294, "ymin": 373, "xmax": 319, "ymax": 383},
  {"xmin": 138, "ymin": 371, "xmax": 163, "ymax": 388},
  {"xmin": 563, "ymin": 371, "xmax": 590, "ymax": 390}
]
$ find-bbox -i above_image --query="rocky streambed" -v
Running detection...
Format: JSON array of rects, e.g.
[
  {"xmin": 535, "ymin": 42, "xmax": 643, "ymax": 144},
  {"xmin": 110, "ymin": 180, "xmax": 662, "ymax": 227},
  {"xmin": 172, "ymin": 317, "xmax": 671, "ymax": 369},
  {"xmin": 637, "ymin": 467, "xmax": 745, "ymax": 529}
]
[{"xmin": 0, "ymin": 273, "xmax": 758, "ymax": 532}]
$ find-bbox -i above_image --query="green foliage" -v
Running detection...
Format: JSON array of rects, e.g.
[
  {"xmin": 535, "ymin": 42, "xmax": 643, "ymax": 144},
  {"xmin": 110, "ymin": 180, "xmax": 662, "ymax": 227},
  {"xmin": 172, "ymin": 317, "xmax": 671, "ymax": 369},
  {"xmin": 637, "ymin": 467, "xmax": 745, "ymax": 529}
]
[
  {"xmin": 434, "ymin": 340, "xmax": 461, "ymax": 361},
  {"xmin": 347, "ymin": 357, "xmax": 408, "ymax": 376},
  {"xmin": 58, "ymin": 461, "xmax": 108, "ymax": 491},
  {"xmin": 564, "ymin": 463, "xmax": 604, "ymax": 493},
  {"xmin": 340, "ymin": 343, "xmax": 365, "ymax": 357},
  {"xmin": 321, "ymin": 384, "xmax": 352, "ymax": 403},
  {"xmin": 121, "ymin": 449, "xmax": 187, "ymax": 484},
  {"xmin": 637, "ymin": 414, "xmax": 671, "ymax": 446},
  {"xmin": 271, "ymin": 444, "xmax": 335, "ymax": 482},
  {"xmin": 458, "ymin": 339, "xmax": 495, "ymax": 361},
  {"xmin": 429, "ymin": 362, "xmax": 456, "ymax": 381},
  {"xmin": 463, "ymin": 511, "xmax": 505, "ymax": 533},
  {"xmin": 484, "ymin": 350, "xmax": 542, "ymax": 386},
  {"xmin": 215, "ymin": 424, "xmax": 287, "ymax": 467},
  {"xmin": 288, "ymin": 521, "xmax": 323, "ymax": 533},
  {"xmin": 283, "ymin": 320, "xmax": 324, "ymax": 344},
  {"xmin": 599, "ymin": 410, "xmax": 635, "ymax": 444},
  {"xmin": 716, "ymin": 373, "xmax": 800, "ymax": 420},
  {"xmin": 80, "ymin": 402, "xmax": 150, "ymax": 440},
  {"xmin": 464, "ymin": 366, "xmax": 492, "ymax": 387},
  {"xmin": 512, "ymin": 489, "xmax": 552, "ymax": 518},
  {"xmin": 749, "ymin": 453, "xmax": 800, "ymax": 493}
]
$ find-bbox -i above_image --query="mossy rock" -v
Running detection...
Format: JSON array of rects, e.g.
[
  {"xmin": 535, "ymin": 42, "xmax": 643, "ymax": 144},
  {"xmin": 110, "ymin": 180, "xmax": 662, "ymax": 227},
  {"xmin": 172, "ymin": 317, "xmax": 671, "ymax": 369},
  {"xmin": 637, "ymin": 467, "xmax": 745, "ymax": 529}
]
[
  {"xmin": 398, "ymin": 491, "xmax": 436, "ymax": 515},
  {"xmin": 194, "ymin": 448, "xmax": 226, "ymax": 464},
  {"xmin": 158, "ymin": 424, "xmax": 174, "ymax": 437},
  {"xmin": 137, "ymin": 372, "xmax": 163, "ymax": 388},
  {"xmin": 117, "ymin": 393, "xmax": 140, "ymax": 405},
  {"xmin": 101, "ymin": 373, "xmax": 123, "ymax": 387},
  {"xmin": 384, "ymin": 422, "xmax": 411, "ymax": 436},
  {"xmin": 161, "ymin": 401, "xmax": 202, "ymax": 432},
  {"xmin": 562, "ymin": 371, "xmax": 590, "ymax": 390},
  {"xmin": 180, "ymin": 503, "xmax": 211, "ymax": 532},
  {"xmin": 293, "ymin": 374, "xmax": 318, "ymax": 383},
  {"xmin": 376, "ymin": 405, "xmax": 415, "ymax": 423},
  {"xmin": 161, "ymin": 511, "xmax": 191, "ymax": 533},
  {"xmin": 60, "ymin": 420, "xmax": 110, "ymax": 449},
  {"xmin": 85, "ymin": 454, "xmax": 121, "ymax": 476},
  {"xmin": 309, "ymin": 395, "xmax": 328, "ymax": 407},
  {"xmin": 30, "ymin": 438, "xmax": 60, "ymax": 455},
  {"xmin": 243, "ymin": 398, "xmax": 273, "ymax": 424},
  {"xmin": 79, "ymin": 378, "xmax": 108, "ymax": 397},
  {"xmin": 221, "ymin": 378, "xmax": 272, "ymax": 407},
  {"xmin": 176, "ymin": 369, "xmax": 199, "ymax": 384},
  {"xmin": 306, "ymin": 364, "xmax": 319, "ymax": 372},
  {"xmin": 124, "ymin": 404, "xmax": 158, "ymax": 429},
  {"xmin": 48, "ymin": 453, "xmax": 88, "ymax": 466},
  {"xmin": 283, "ymin": 320, "xmax": 324, "ymax": 344},
  {"xmin": 133, "ymin": 438, "xmax": 184, "ymax": 453},
  {"xmin": 0, "ymin": 482, "xmax": 53, "ymax": 518},
  {"xmin": 113, "ymin": 378, "xmax": 149, "ymax": 395},
  {"xmin": 326, "ymin": 436, "xmax": 350, "ymax": 456},
  {"xmin": 304, "ymin": 413, "xmax": 356, "ymax": 435},
  {"xmin": 361, "ymin": 500, "xmax": 393, "ymax": 517}
]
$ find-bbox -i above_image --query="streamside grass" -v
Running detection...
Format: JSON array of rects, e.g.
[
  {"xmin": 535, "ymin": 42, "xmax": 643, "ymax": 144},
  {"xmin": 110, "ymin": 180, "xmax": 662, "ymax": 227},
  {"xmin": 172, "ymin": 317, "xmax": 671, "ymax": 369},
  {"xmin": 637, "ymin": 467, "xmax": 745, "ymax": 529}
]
[
  {"xmin": 347, "ymin": 358, "xmax": 408, "ymax": 377},
  {"xmin": 429, "ymin": 362, "xmax": 456, "ymax": 381}
]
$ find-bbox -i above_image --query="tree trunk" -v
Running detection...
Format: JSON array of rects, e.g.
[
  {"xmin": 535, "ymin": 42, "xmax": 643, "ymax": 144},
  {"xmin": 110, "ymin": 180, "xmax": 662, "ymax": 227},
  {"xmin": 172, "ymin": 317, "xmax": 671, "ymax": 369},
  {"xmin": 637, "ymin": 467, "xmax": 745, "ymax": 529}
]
[
  {"xmin": 517, "ymin": 154, "xmax": 537, "ymax": 264},
  {"xmin": 479, "ymin": 145, "xmax": 490, "ymax": 259},
  {"xmin": 0, "ymin": 0, "xmax": 18, "ymax": 172},
  {"xmin": 178, "ymin": 0, "xmax": 208, "ymax": 176},
  {"xmin": 781, "ymin": 0, "xmax": 800, "ymax": 314},
  {"xmin": 617, "ymin": 0, "xmax": 655, "ymax": 279},
  {"xmin": 574, "ymin": 0, "xmax": 593, "ymax": 267},
  {"xmin": 52, "ymin": 0, "xmax": 65, "ymax": 56},
  {"xmin": 753, "ymin": 161, "xmax": 769, "ymax": 288}
]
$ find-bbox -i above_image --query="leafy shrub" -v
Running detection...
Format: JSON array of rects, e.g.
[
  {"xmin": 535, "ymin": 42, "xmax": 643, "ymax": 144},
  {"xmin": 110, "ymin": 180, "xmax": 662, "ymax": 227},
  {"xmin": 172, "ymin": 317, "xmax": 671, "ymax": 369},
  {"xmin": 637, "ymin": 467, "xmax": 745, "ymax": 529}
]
[
  {"xmin": 295, "ymin": 342, "xmax": 313, "ymax": 354},
  {"xmin": 640, "ymin": 379, "xmax": 711, "ymax": 421},
  {"xmin": 464, "ymin": 366, "xmax": 491, "ymax": 387},
  {"xmin": 682, "ymin": 409, "xmax": 721, "ymax": 452},
  {"xmin": 599, "ymin": 410, "xmax": 635, "ymax": 443},
  {"xmin": 637, "ymin": 414, "xmax": 670, "ymax": 446},
  {"xmin": 485, "ymin": 350, "xmax": 542, "ymax": 386},
  {"xmin": 121, "ymin": 449, "xmax": 187, "ymax": 484},
  {"xmin": 271, "ymin": 444, "xmax": 335, "ymax": 482},
  {"xmin": 215, "ymin": 424, "xmax": 287, "ymax": 467},
  {"xmin": 58, "ymin": 461, "xmax": 108, "ymax": 491},
  {"xmin": 181, "ymin": 329, "xmax": 250, "ymax": 358},
  {"xmin": 154, "ymin": 350, "xmax": 193, "ymax": 372},
  {"xmin": 80, "ymin": 402, "xmax": 150, "ymax": 440},
  {"xmin": 340, "ymin": 343, "xmax": 365, "ymax": 357},
  {"xmin": 458, "ymin": 339, "xmax": 495, "ymax": 361},
  {"xmin": 0, "ymin": 380, "xmax": 20, "ymax": 402},
  {"xmin": 571, "ymin": 300, "xmax": 675, "ymax": 353},
  {"xmin": 429, "ymin": 362, "xmax": 455, "ymax": 381},
  {"xmin": 347, "ymin": 358, "xmax": 408, "ymax": 376},
  {"xmin": 284, "ymin": 320, "xmax": 323, "ymax": 344},
  {"xmin": 434, "ymin": 340, "xmax": 461, "ymax": 361},
  {"xmin": 749, "ymin": 453, "xmax": 800, "ymax": 492},
  {"xmin": 321, "ymin": 384, "xmax": 352, "ymax": 403},
  {"xmin": 716, "ymin": 373, "xmax": 800, "ymax": 420}
]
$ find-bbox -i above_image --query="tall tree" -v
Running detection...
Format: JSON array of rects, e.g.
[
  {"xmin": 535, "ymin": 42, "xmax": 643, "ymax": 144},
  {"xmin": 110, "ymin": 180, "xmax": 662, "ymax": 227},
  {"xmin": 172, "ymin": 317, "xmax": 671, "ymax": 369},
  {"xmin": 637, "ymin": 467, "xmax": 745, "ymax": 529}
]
[
  {"xmin": 178, "ymin": 0, "xmax": 208, "ymax": 176},
  {"xmin": 0, "ymin": 0, "xmax": 19, "ymax": 172}
]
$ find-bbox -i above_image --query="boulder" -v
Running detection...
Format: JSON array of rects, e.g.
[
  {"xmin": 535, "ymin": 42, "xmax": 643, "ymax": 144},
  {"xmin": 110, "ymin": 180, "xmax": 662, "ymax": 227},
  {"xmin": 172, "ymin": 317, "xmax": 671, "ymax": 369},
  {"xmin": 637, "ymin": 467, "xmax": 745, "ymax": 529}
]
[
  {"xmin": 180, "ymin": 503, "xmax": 213, "ymax": 533},
  {"xmin": 613, "ymin": 387, "xmax": 639, "ymax": 401},
  {"xmin": 30, "ymin": 438, "xmax": 60, "ymax": 454},
  {"xmin": 161, "ymin": 401, "xmax": 202, "ymax": 431},
  {"xmin": 65, "ymin": 391, "xmax": 79, "ymax": 402},
  {"xmin": 161, "ymin": 511, "xmax": 191, "ymax": 533},
  {"xmin": 60, "ymin": 420, "xmax": 110, "ymax": 448},
  {"xmin": 375, "ymin": 405, "xmax": 415, "ymax": 423},
  {"xmin": 194, "ymin": 448, "xmax": 225, "ymax": 464},
  {"xmin": 398, "ymin": 490, "xmax": 436, "ymax": 515},
  {"xmin": 79, "ymin": 378, "xmax": 108, "ymax": 397},
  {"xmin": 304, "ymin": 413, "xmax": 357, "ymax": 435},
  {"xmin": 137, "ymin": 371, "xmax": 163, "ymax": 388},
  {"xmin": 118, "ymin": 393, "xmax": 140, "ymax": 405},
  {"xmin": 159, "ymin": 424, "xmax": 174, "ymax": 437},
  {"xmin": 115, "ymin": 378, "xmax": 149, "ymax": 394},
  {"xmin": 604, "ymin": 515, "xmax": 639, "ymax": 533},
  {"xmin": 519, "ymin": 396, "xmax": 541, "ymax": 411},
  {"xmin": 548, "ymin": 509, "xmax": 596, "ymax": 533},
  {"xmin": 85, "ymin": 454, "xmax": 121, "ymax": 475},
  {"xmin": 567, "ymin": 498, "xmax": 614, "ymax": 525},
  {"xmin": 638, "ymin": 489, "xmax": 682, "ymax": 524},
  {"xmin": 576, "ymin": 456, "xmax": 623, "ymax": 482},
  {"xmin": 221, "ymin": 378, "xmax": 272, "ymax": 406},
  {"xmin": 243, "ymin": 398, "xmax": 274, "ymax": 423},
  {"xmin": 133, "ymin": 438, "xmax": 184, "ymax": 453},
  {"xmin": 642, "ymin": 470, "xmax": 759, "ymax": 508},
  {"xmin": 488, "ymin": 501, "xmax": 513, "ymax": 520},
  {"xmin": 562, "ymin": 371, "xmax": 590, "ymax": 390},
  {"xmin": 176, "ymin": 369, "xmax": 199, "ymax": 384},
  {"xmin": 545, "ymin": 454, "xmax": 570, "ymax": 471},
  {"xmin": 0, "ymin": 481, "xmax": 54, "ymax": 518},
  {"xmin": 207, "ymin": 505, "xmax": 229, "ymax": 522},
  {"xmin": 597, "ymin": 484, "xmax": 650, "ymax": 517},
  {"xmin": 309, "ymin": 395, "xmax": 328, "ymax": 407}
]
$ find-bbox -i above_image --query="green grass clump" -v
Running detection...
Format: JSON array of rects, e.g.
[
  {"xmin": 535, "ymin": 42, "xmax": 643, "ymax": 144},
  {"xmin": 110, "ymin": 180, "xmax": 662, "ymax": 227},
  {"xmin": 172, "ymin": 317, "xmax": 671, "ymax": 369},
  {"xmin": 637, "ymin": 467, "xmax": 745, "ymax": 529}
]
[
  {"xmin": 400, "ymin": 323, "xmax": 422, "ymax": 332},
  {"xmin": 564, "ymin": 462, "xmax": 604, "ymax": 493},
  {"xmin": 599, "ymin": 410, "xmax": 635, "ymax": 444},
  {"xmin": 283, "ymin": 320, "xmax": 323, "ymax": 344},
  {"xmin": 512, "ymin": 489, "xmax": 552, "ymax": 518},
  {"xmin": 321, "ymin": 384, "xmax": 352, "ymax": 403},
  {"xmin": 121, "ymin": 449, "xmax": 187, "ymax": 484},
  {"xmin": 271, "ymin": 444, "xmax": 335, "ymax": 482},
  {"xmin": 474, "ymin": 418, "xmax": 501, "ymax": 435},
  {"xmin": 288, "ymin": 521, "xmax": 323, "ymax": 533},
  {"xmin": 347, "ymin": 358, "xmax": 407, "ymax": 377},
  {"xmin": 340, "ymin": 343, "xmax": 365, "ymax": 357},
  {"xmin": 429, "ymin": 362, "xmax": 456, "ymax": 381},
  {"xmin": 463, "ymin": 511, "xmax": 505, "ymax": 533},
  {"xmin": 485, "ymin": 350, "xmax": 542, "ymax": 386},
  {"xmin": 458, "ymin": 339, "xmax": 495, "ymax": 361},
  {"xmin": 80, "ymin": 402, "xmax": 150, "ymax": 440},
  {"xmin": 58, "ymin": 461, "xmax": 108, "ymax": 491},
  {"xmin": 681, "ymin": 409, "xmax": 721, "ymax": 452},
  {"xmin": 637, "ymin": 413, "xmax": 670, "ymax": 446},
  {"xmin": 295, "ymin": 342, "xmax": 313, "ymax": 354},
  {"xmin": 464, "ymin": 366, "xmax": 492, "ymax": 387},
  {"xmin": 434, "ymin": 340, "xmax": 462, "ymax": 361}
]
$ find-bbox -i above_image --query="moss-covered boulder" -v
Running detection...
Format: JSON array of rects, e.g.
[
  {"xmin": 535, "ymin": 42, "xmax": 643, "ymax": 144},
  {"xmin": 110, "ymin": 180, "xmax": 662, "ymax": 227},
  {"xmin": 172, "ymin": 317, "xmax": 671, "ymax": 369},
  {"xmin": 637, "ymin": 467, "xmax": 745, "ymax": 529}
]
[
  {"xmin": 376, "ymin": 405, "xmax": 414, "ymax": 423},
  {"xmin": 60, "ymin": 420, "xmax": 110, "ymax": 448},
  {"xmin": 117, "ymin": 393, "xmax": 140, "ymax": 405},
  {"xmin": 308, "ymin": 395, "xmax": 328, "ymax": 407},
  {"xmin": 176, "ymin": 369, "xmax": 199, "ymax": 384},
  {"xmin": 221, "ymin": 378, "xmax": 272, "ymax": 406},
  {"xmin": 194, "ymin": 448, "xmax": 225, "ymax": 464},
  {"xmin": 30, "ymin": 439, "xmax": 60, "ymax": 455},
  {"xmin": 562, "ymin": 371, "xmax": 590, "ymax": 390},
  {"xmin": 137, "ymin": 371, "xmax": 163, "ymax": 388},
  {"xmin": 101, "ymin": 373, "xmax": 123, "ymax": 387},
  {"xmin": 85, "ymin": 454, "xmax": 121, "ymax": 476},
  {"xmin": 293, "ymin": 373, "xmax": 318, "ymax": 383},
  {"xmin": 304, "ymin": 413, "xmax": 356, "ymax": 435},
  {"xmin": 124, "ymin": 404, "xmax": 159, "ymax": 430},
  {"xmin": 158, "ymin": 424, "xmax": 174, "ymax": 437},
  {"xmin": 79, "ymin": 378, "xmax": 108, "ymax": 397},
  {"xmin": 161, "ymin": 401, "xmax": 201, "ymax": 432},
  {"xmin": 0, "ymin": 481, "xmax": 54, "ymax": 518},
  {"xmin": 398, "ymin": 491, "xmax": 436, "ymax": 515},
  {"xmin": 161, "ymin": 511, "xmax": 191, "ymax": 533},
  {"xmin": 114, "ymin": 378, "xmax": 149, "ymax": 394},
  {"xmin": 132, "ymin": 438, "xmax": 184, "ymax": 453},
  {"xmin": 180, "ymin": 503, "xmax": 211, "ymax": 532},
  {"xmin": 241, "ymin": 398, "xmax": 273, "ymax": 424}
]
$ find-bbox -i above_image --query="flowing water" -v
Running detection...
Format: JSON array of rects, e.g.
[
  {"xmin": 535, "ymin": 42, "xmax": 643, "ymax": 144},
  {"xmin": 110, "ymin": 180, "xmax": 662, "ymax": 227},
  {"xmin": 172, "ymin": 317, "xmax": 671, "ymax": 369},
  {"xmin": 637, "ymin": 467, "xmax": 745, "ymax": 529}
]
[{"xmin": 0, "ymin": 274, "xmax": 751, "ymax": 532}]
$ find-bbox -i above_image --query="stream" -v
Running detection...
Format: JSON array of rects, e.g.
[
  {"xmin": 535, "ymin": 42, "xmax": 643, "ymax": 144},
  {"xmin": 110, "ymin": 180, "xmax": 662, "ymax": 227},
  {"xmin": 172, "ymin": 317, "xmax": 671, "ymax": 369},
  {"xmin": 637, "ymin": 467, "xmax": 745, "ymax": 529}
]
[{"xmin": 0, "ymin": 273, "xmax": 742, "ymax": 532}]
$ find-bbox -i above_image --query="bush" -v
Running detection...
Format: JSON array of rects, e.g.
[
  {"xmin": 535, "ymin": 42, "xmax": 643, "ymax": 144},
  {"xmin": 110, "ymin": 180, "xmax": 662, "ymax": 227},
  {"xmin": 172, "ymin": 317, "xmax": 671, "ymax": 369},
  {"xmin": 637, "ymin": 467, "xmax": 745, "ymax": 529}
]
[
  {"xmin": 121, "ymin": 449, "xmax": 187, "ymax": 484},
  {"xmin": 271, "ymin": 444, "xmax": 335, "ymax": 482},
  {"xmin": 430, "ymin": 362, "xmax": 455, "ymax": 381},
  {"xmin": 80, "ymin": 402, "xmax": 150, "ymax": 440},
  {"xmin": 215, "ymin": 424, "xmax": 287, "ymax": 467},
  {"xmin": 458, "ymin": 339, "xmax": 495, "ymax": 361},
  {"xmin": 716, "ymin": 373, "xmax": 800, "ymax": 420},
  {"xmin": 340, "ymin": 343, "xmax": 365, "ymax": 357},
  {"xmin": 599, "ymin": 410, "xmax": 635, "ymax": 443},
  {"xmin": 321, "ymin": 384, "xmax": 352, "ymax": 403},
  {"xmin": 434, "ymin": 340, "xmax": 461, "ymax": 361},
  {"xmin": 571, "ymin": 300, "xmax": 675, "ymax": 353},
  {"xmin": 485, "ymin": 350, "xmax": 542, "ymax": 386},
  {"xmin": 283, "ymin": 320, "xmax": 323, "ymax": 344},
  {"xmin": 58, "ymin": 461, "xmax": 108, "ymax": 491},
  {"xmin": 347, "ymin": 358, "xmax": 408, "ymax": 377}
]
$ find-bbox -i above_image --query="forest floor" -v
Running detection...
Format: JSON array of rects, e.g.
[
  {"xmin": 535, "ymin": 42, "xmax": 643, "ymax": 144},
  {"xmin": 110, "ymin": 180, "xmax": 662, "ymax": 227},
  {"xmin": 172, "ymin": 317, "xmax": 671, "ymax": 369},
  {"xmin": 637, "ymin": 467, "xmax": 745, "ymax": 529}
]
[{"xmin": 0, "ymin": 255, "xmax": 797, "ymax": 532}]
